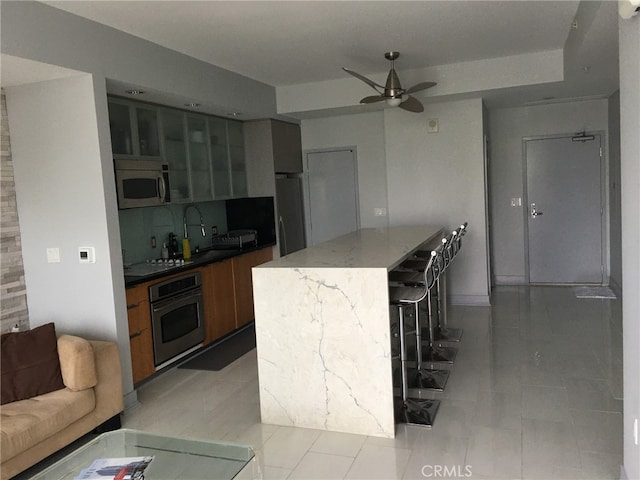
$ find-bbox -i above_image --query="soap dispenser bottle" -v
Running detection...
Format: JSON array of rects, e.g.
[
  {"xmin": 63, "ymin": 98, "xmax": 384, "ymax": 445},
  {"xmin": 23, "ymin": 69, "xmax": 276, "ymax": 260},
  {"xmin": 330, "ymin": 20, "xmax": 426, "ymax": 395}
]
[{"xmin": 161, "ymin": 243, "xmax": 169, "ymax": 260}]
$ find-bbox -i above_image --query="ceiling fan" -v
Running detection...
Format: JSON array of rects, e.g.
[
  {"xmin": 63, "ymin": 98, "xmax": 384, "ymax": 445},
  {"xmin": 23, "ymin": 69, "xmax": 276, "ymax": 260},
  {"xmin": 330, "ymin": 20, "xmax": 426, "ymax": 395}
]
[{"xmin": 343, "ymin": 51, "xmax": 436, "ymax": 113}]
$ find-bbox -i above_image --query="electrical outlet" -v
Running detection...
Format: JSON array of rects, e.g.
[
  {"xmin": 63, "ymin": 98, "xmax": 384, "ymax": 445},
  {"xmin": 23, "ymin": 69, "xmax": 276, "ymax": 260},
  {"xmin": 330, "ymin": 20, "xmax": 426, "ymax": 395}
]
[
  {"xmin": 212, "ymin": 225, "xmax": 218, "ymax": 236},
  {"xmin": 151, "ymin": 236, "xmax": 157, "ymax": 248}
]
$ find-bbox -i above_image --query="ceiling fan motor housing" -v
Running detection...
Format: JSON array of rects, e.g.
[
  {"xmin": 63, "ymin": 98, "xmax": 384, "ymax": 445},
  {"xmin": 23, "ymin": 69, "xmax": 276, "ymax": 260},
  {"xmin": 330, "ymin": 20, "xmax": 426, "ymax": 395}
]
[{"xmin": 385, "ymin": 68, "xmax": 404, "ymax": 98}]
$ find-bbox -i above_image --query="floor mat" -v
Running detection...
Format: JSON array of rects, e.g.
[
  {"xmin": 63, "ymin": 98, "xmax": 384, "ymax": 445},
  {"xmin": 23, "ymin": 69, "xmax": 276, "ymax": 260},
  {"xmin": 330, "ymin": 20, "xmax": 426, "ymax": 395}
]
[
  {"xmin": 178, "ymin": 324, "xmax": 255, "ymax": 371},
  {"xmin": 573, "ymin": 286, "xmax": 617, "ymax": 299}
]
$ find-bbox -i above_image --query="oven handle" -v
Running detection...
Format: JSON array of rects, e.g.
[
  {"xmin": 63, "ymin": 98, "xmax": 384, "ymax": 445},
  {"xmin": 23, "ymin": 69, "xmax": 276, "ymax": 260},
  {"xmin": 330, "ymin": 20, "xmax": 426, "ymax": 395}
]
[{"xmin": 151, "ymin": 287, "xmax": 202, "ymax": 312}]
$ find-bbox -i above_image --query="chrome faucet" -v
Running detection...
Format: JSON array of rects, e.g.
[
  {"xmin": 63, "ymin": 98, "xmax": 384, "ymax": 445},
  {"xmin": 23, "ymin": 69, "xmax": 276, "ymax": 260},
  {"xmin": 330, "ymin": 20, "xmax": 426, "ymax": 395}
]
[{"xmin": 183, "ymin": 204, "xmax": 206, "ymax": 239}]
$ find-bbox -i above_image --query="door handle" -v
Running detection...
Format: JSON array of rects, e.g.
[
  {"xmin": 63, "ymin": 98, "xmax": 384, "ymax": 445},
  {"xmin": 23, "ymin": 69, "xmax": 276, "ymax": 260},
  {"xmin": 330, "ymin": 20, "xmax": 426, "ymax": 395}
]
[{"xmin": 531, "ymin": 203, "xmax": 544, "ymax": 218}]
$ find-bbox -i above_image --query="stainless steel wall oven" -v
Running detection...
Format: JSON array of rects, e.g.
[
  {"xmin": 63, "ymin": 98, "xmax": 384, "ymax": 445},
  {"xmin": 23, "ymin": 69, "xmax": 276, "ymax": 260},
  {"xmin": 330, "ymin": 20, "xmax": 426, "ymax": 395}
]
[{"xmin": 149, "ymin": 271, "xmax": 204, "ymax": 366}]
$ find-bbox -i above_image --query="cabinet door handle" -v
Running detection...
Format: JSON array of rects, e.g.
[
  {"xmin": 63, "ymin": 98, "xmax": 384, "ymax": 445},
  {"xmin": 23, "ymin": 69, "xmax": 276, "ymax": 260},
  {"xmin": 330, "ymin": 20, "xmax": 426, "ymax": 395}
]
[
  {"xmin": 129, "ymin": 330, "xmax": 143, "ymax": 339},
  {"xmin": 127, "ymin": 302, "xmax": 140, "ymax": 310}
]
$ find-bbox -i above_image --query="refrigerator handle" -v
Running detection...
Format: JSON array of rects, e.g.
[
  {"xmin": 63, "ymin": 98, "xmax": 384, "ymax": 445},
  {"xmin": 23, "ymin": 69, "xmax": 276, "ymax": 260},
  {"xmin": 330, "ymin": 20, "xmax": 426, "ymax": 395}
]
[{"xmin": 279, "ymin": 216, "xmax": 288, "ymax": 256}]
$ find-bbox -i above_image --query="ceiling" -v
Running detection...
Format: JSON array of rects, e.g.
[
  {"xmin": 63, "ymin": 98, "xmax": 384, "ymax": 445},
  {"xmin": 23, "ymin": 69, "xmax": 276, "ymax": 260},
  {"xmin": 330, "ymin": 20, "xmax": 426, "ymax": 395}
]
[{"xmin": 14, "ymin": 1, "xmax": 621, "ymax": 116}]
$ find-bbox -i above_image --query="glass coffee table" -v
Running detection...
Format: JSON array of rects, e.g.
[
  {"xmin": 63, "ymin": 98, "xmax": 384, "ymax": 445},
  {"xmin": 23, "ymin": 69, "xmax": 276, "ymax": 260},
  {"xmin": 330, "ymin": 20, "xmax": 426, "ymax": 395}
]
[{"xmin": 30, "ymin": 429, "xmax": 257, "ymax": 479}]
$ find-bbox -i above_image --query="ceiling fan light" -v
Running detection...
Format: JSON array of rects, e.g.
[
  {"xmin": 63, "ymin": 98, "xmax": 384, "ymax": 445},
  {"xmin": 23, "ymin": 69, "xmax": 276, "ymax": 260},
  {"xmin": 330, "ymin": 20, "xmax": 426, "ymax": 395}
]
[{"xmin": 386, "ymin": 97, "xmax": 402, "ymax": 107}]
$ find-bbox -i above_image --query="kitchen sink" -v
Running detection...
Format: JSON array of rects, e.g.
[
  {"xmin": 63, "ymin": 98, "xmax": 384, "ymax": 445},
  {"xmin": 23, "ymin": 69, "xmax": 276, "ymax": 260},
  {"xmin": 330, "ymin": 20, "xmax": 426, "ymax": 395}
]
[{"xmin": 190, "ymin": 248, "xmax": 239, "ymax": 262}]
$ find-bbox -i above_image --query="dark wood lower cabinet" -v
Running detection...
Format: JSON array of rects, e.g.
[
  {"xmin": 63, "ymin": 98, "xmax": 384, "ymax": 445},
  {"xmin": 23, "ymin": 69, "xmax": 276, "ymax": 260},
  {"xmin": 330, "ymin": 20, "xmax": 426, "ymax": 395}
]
[
  {"xmin": 126, "ymin": 246, "xmax": 274, "ymax": 382},
  {"xmin": 202, "ymin": 258, "xmax": 237, "ymax": 344}
]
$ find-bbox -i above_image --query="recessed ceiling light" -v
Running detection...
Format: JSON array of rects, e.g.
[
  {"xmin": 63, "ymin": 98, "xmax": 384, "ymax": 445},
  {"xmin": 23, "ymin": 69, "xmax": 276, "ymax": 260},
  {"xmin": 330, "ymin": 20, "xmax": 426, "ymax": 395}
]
[
  {"xmin": 227, "ymin": 112, "xmax": 242, "ymax": 117},
  {"xmin": 184, "ymin": 102, "xmax": 200, "ymax": 108},
  {"xmin": 125, "ymin": 89, "xmax": 145, "ymax": 95}
]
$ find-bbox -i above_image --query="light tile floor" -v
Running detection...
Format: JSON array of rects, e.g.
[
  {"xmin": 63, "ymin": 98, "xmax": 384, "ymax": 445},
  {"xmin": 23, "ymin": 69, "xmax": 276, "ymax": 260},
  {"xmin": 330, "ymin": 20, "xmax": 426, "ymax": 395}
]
[{"xmin": 122, "ymin": 286, "xmax": 623, "ymax": 479}]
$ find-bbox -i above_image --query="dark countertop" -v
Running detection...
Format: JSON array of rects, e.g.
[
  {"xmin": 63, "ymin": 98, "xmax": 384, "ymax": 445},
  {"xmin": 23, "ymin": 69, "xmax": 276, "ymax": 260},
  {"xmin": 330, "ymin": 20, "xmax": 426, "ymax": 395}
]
[{"xmin": 124, "ymin": 242, "xmax": 276, "ymax": 287}]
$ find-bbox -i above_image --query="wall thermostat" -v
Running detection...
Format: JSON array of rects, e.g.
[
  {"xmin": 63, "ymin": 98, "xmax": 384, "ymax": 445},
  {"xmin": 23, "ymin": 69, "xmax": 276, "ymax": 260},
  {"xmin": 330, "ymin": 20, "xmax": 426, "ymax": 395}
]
[{"xmin": 79, "ymin": 247, "xmax": 96, "ymax": 264}]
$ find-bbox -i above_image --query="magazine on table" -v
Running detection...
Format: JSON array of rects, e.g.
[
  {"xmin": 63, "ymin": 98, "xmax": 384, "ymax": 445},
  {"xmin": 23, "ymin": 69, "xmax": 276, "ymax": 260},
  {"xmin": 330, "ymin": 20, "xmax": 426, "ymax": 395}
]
[{"xmin": 74, "ymin": 456, "xmax": 154, "ymax": 479}]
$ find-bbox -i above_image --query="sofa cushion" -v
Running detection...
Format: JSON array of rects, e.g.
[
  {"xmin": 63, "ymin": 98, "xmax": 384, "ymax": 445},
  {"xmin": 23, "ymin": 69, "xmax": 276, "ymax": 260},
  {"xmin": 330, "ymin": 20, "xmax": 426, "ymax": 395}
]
[
  {"xmin": 1, "ymin": 323, "xmax": 65, "ymax": 405},
  {"xmin": 0, "ymin": 387, "xmax": 96, "ymax": 463},
  {"xmin": 57, "ymin": 335, "xmax": 97, "ymax": 391}
]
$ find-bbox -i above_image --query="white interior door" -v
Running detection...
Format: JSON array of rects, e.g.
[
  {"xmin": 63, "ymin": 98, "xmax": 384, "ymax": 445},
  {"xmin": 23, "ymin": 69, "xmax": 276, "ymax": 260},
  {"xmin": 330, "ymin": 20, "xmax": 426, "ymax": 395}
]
[
  {"xmin": 306, "ymin": 149, "xmax": 359, "ymax": 245},
  {"xmin": 525, "ymin": 135, "xmax": 603, "ymax": 284}
]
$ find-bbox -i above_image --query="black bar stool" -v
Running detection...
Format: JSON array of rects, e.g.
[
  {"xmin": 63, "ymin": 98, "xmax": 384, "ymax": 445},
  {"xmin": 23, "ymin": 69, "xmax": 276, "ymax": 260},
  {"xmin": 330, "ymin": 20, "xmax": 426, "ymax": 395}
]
[
  {"xmin": 389, "ymin": 249, "xmax": 450, "ymax": 391},
  {"xmin": 389, "ymin": 246, "xmax": 443, "ymax": 427},
  {"xmin": 397, "ymin": 239, "xmax": 457, "ymax": 364},
  {"xmin": 409, "ymin": 222, "xmax": 468, "ymax": 344}
]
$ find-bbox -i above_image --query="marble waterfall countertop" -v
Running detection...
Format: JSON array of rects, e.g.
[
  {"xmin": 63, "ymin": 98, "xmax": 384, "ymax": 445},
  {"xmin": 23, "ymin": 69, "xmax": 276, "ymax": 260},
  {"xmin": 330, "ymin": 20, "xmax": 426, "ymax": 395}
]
[
  {"xmin": 253, "ymin": 225, "xmax": 444, "ymax": 438},
  {"xmin": 258, "ymin": 225, "xmax": 444, "ymax": 270}
]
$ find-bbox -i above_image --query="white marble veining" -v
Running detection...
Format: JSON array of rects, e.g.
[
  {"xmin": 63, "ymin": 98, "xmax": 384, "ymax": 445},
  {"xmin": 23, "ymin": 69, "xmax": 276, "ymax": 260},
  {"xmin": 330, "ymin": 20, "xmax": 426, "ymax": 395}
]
[{"xmin": 252, "ymin": 226, "xmax": 443, "ymax": 438}]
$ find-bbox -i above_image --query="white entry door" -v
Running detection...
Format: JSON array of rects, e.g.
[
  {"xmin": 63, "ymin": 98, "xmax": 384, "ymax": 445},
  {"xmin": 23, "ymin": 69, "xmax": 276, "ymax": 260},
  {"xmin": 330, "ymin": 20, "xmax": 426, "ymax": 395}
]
[
  {"xmin": 306, "ymin": 149, "xmax": 359, "ymax": 245},
  {"xmin": 525, "ymin": 135, "xmax": 603, "ymax": 284}
]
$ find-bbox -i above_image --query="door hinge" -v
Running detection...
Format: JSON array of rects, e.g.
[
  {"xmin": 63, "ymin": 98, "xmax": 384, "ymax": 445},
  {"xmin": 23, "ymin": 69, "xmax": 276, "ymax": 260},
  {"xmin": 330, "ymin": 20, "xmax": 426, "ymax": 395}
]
[{"xmin": 600, "ymin": 147, "xmax": 603, "ymax": 157}]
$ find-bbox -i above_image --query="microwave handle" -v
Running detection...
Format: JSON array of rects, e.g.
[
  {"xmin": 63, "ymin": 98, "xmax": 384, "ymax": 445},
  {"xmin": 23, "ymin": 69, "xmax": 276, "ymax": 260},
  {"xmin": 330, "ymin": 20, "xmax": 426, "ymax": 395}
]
[{"xmin": 158, "ymin": 176, "xmax": 166, "ymax": 202}]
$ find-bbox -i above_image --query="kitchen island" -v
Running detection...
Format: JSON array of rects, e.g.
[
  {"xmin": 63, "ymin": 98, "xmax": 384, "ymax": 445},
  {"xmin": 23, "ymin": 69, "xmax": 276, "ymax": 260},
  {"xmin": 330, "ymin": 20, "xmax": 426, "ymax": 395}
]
[{"xmin": 252, "ymin": 226, "xmax": 443, "ymax": 438}]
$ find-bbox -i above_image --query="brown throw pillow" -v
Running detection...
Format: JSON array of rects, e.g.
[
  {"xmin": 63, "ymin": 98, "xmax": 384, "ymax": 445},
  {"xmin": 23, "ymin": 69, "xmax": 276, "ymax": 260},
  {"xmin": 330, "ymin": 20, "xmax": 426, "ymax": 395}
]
[{"xmin": 1, "ymin": 322, "xmax": 66, "ymax": 404}]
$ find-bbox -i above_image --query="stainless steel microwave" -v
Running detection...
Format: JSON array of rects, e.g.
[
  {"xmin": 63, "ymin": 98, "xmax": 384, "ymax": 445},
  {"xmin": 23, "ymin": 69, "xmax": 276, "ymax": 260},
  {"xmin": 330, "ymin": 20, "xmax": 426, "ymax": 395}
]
[{"xmin": 115, "ymin": 159, "xmax": 170, "ymax": 209}]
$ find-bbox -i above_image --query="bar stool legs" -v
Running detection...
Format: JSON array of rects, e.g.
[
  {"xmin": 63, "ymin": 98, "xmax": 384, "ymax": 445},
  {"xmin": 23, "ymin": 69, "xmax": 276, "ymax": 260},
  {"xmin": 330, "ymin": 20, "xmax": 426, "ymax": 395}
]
[
  {"xmin": 421, "ymin": 288, "xmax": 457, "ymax": 364},
  {"xmin": 397, "ymin": 304, "xmax": 440, "ymax": 427},
  {"xmin": 434, "ymin": 271, "xmax": 463, "ymax": 343},
  {"xmin": 410, "ymin": 302, "xmax": 450, "ymax": 391}
]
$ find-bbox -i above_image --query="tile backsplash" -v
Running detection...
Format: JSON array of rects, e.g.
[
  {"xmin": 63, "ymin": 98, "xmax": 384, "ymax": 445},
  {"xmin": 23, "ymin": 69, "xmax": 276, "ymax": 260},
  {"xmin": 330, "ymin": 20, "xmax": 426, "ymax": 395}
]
[{"xmin": 119, "ymin": 201, "xmax": 228, "ymax": 265}]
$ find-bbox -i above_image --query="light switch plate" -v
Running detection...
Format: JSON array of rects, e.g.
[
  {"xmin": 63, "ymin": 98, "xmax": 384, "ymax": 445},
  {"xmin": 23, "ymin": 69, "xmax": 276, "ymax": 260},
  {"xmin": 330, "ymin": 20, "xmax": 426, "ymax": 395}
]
[{"xmin": 46, "ymin": 248, "xmax": 60, "ymax": 263}]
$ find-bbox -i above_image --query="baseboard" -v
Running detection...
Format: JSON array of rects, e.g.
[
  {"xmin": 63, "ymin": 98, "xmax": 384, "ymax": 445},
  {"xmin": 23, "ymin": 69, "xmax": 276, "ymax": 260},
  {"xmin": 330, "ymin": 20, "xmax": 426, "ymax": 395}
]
[
  {"xmin": 123, "ymin": 390, "xmax": 139, "ymax": 412},
  {"xmin": 449, "ymin": 295, "xmax": 491, "ymax": 306},
  {"xmin": 493, "ymin": 275, "xmax": 527, "ymax": 285},
  {"xmin": 610, "ymin": 278, "xmax": 623, "ymax": 299}
]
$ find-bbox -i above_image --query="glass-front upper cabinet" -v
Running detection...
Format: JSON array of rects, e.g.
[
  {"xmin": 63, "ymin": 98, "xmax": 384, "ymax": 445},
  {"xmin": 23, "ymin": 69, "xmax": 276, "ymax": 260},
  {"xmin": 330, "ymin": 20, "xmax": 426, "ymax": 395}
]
[
  {"xmin": 187, "ymin": 115, "xmax": 213, "ymax": 201},
  {"xmin": 228, "ymin": 120, "xmax": 247, "ymax": 197},
  {"xmin": 108, "ymin": 99, "xmax": 161, "ymax": 158},
  {"xmin": 209, "ymin": 117, "xmax": 232, "ymax": 199},
  {"xmin": 136, "ymin": 107, "xmax": 160, "ymax": 157},
  {"xmin": 108, "ymin": 101, "xmax": 133, "ymax": 156},
  {"xmin": 160, "ymin": 109, "xmax": 190, "ymax": 202}
]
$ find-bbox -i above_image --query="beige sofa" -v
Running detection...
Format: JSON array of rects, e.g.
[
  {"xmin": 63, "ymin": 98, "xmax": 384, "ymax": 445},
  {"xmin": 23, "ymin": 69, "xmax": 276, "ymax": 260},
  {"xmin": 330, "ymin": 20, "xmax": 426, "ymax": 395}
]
[{"xmin": 1, "ymin": 335, "xmax": 124, "ymax": 479}]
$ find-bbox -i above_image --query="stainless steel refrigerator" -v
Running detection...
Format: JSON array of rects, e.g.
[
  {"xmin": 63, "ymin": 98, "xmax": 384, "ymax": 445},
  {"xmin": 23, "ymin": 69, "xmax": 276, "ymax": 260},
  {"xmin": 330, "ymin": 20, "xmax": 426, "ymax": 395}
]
[{"xmin": 275, "ymin": 176, "xmax": 306, "ymax": 256}]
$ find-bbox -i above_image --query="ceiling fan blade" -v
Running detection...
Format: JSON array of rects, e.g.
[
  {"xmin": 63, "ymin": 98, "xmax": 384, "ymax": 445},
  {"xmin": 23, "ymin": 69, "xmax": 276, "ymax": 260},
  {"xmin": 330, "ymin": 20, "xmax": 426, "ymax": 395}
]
[
  {"xmin": 343, "ymin": 67, "xmax": 384, "ymax": 92},
  {"xmin": 360, "ymin": 95, "xmax": 386, "ymax": 104},
  {"xmin": 404, "ymin": 82, "xmax": 437, "ymax": 95},
  {"xmin": 398, "ymin": 95, "xmax": 424, "ymax": 113}
]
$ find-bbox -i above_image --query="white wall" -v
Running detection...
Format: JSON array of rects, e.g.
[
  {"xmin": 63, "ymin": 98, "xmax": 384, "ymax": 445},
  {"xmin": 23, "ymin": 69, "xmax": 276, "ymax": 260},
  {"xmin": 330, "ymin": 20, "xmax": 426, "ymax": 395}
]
[
  {"xmin": 300, "ymin": 100, "xmax": 489, "ymax": 304},
  {"xmin": 608, "ymin": 91, "xmax": 622, "ymax": 292},
  {"xmin": 6, "ymin": 75, "xmax": 134, "ymax": 398},
  {"xmin": 385, "ymin": 98, "xmax": 489, "ymax": 305},
  {"xmin": 619, "ymin": 15, "xmax": 640, "ymax": 480},
  {"xmin": 488, "ymin": 99, "xmax": 609, "ymax": 284},
  {"xmin": 301, "ymin": 111, "xmax": 388, "ymax": 229},
  {"xmin": 0, "ymin": 1, "xmax": 276, "ymax": 119}
]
